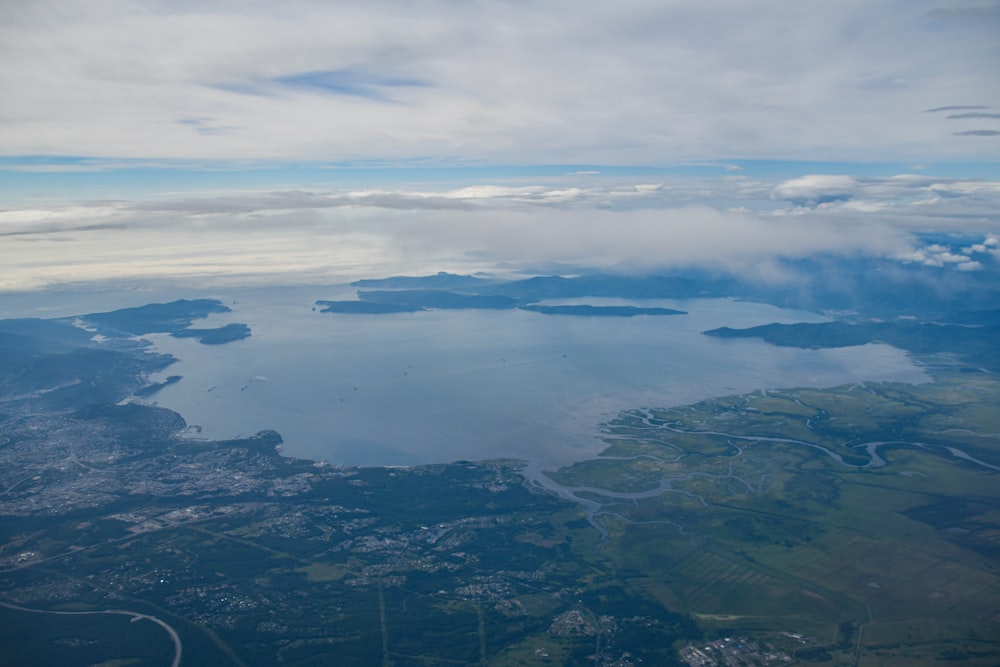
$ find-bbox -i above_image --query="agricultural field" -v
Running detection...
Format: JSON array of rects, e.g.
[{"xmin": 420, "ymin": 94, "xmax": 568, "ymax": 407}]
[{"xmin": 555, "ymin": 370, "xmax": 1000, "ymax": 665}]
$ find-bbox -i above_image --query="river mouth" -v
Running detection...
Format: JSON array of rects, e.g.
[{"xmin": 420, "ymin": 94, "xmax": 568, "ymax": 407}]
[{"xmin": 143, "ymin": 286, "xmax": 929, "ymax": 469}]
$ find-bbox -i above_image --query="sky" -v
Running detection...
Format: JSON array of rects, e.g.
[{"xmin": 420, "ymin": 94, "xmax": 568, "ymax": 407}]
[{"xmin": 1, "ymin": 0, "xmax": 998, "ymax": 293}]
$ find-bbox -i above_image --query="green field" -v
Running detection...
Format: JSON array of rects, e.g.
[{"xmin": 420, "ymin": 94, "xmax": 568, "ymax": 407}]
[
  {"xmin": 2, "ymin": 368, "xmax": 998, "ymax": 665},
  {"xmin": 552, "ymin": 370, "xmax": 1000, "ymax": 664}
]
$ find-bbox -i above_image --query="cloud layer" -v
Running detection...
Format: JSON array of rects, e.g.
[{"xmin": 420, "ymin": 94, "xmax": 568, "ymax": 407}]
[
  {"xmin": 1, "ymin": 0, "xmax": 998, "ymax": 164},
  {"xmin": 2, "ymin": 172, "xmax": 996, "ymax": 292},
  {"xmin": 2, "ymin": 2, "xmax": 997, "ymax": 292}
]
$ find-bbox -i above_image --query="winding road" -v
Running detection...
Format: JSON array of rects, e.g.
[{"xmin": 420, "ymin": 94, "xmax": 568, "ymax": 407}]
[{"xmin": 0, "ymin": 600, "xmax": 183, "ymax": 667}]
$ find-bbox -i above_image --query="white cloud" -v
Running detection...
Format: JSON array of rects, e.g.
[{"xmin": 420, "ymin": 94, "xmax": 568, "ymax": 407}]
[
  {"xmin": 962, "ymin": 234, "xmax": 1000, "ymax": 263},
  {"xmin": 0, "ymin": 179, "xmax": 920, "ymax": 292},
  {"xmin": 1, "ymin": 169, "xmax": 996, "ymax": 293},
  {"xmin": 893, "ymin": 234, "xmax": 1000, "ymax": 272},
  {"xmin": 771, "ymin": 175, "xmax": 858, "ymax": 207},
  {"xmin": 957, "ymin": 260, "xmax": 983, "ymax": 271},
  {"xmin": 766, "ymin": 174, "xmax": 1000, "ymax": 233},
  {"xmin": 1, "ymin": 0, "xmax": 997, "ymax": 163}
]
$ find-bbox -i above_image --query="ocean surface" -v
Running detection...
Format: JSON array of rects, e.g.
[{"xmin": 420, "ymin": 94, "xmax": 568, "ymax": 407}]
[{"xmin": 142, "ymin": 288, "xmax": 929, "ymax": 468}]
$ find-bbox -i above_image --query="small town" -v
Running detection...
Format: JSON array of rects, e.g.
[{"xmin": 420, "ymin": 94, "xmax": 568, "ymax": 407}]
[
  {"xmin": 0, "ymin": 393, "xmax": 690, "ymax": 664},
  {"xmin": 680, "ymin": 636, "xmax": 793, "ymax": 667}
]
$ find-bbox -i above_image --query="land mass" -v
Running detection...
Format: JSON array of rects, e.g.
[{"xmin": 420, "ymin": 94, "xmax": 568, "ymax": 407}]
[
  {"xmin": 170, "ymin": 322, "xmax": 251, "ymax": 345},
  {"xmin": 358, "ymin": 289, "xmax": 522, "ymax": 310},
  {"xmin": 521, "ymin": 304, "xmax": 686, "ymax": 317},
  {"xmin": 351, "ymin": 251, "xmax": 1000, "ymax": 318},
  {"xmin": 2, "ymin": 279, "xmax": 999, "ymax": 666},
  {"xmin": 315, "ymin": 300, "xmax": 423, "ymax": 314},
  {"xmin": 81, "ymin": 299, "xmax": 233, "ymax": 336},
  {"xmin": 704, "ymin": 319, "xmax": 1000, "ymax": 372},
  {"xmin": 351, "ymin": 271, "xmax": 495, "ymax": 291},
  {"xmin": 134, "ymin": 374, "xmax": 183, "ymax": 397}
]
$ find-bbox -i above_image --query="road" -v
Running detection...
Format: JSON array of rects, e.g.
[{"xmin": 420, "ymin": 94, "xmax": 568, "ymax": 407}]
[{"xmin": 0, "ymin": 600, "xmax": 183, "ymax": 667}]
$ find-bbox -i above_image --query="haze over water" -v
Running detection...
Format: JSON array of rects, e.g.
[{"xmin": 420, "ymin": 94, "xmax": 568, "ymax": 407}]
[{"xmin": 144, "ymin": 287, "xmax": 928, "ymax": 469}]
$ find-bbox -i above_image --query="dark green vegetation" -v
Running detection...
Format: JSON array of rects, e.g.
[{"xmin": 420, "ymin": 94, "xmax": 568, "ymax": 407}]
[
  {"xmin": 0, "ymin": 407, "xmax": 699, "ymax": 666},
  {"xmin": 3, "ymin": 351, "xmax": 997, "ymax": 667},
  {"xmin": 705, "ymin": 317, "xmax": 1000, "ymax": 372},
  {"xmin": 317, "ymin": 289, "xmax": 520, "ymax": 313},
  {"xmin": 0, "ymin": 317, "xmax": 96, "ymax": 365},
  {"xmin": 316, "ymin": 300, "xmax": 423, "ymax": 314},
  {"xmin": 0, "ymin": 603, "xmax": 176, "ymax": 667},
  {"xmin": 3, "ymin": 253, "xmax": 1000, "ymax": 665},
  {"xmin": 135, "ymin": 374, "xmax": 183, "ymax": 397},
  {"xmin": 317, "ymin": 295, "xmax": 685, "ymax": 318},
  {"xmin": 0, "ymin": 303, "xmax": 702, "ymax": 666},
  {"xmin": 82, "ymin": 298, "xmax": 233, "ymax": 335},
  {"xmin": 552, "ymin": 371, "xmax": 1000, "ymax": 666},
  {"xmin": 352, "ymin": 272, "xmax": 494, "ymax": 291},
  {"xmin": 171, "ymin": 322, "xmax": 251, "ymax": 345},
  {"xmin": 321, "ymin": 272, "xmax": 723, "ymax": 317},
  {"xmin": 351, "ymin": 271, "xmax": 735, "ymax": 300},
  {"xmin": 358, "ymin": 289, "xmax": 520, "ymax": 310},
  {"xmin": 81, "ymin": 298, "xmax": 252, "ymax": 345},
  {"xmin": 324, "ymin": 250, "xmax": 1000, "ymax": 332},
  {"xmin": 346, "ymin": 251, "xmax": 1000, "ymax": 318},
  {"xmin": 520, "ymin": 304, "xmax": 685, "ymax": 317},
  {"xmin": 317, "ymin": 285, "xmax": 688, "ymax": 318},
  {"xmin": 0, "ymin": 300, "xmax": 246, "ymax": 414}
]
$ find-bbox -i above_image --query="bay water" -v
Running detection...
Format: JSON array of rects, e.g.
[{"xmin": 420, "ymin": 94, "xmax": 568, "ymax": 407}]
[{"xmin": 144, "ymin": 288, "xmax": 928, "ymax": 468}]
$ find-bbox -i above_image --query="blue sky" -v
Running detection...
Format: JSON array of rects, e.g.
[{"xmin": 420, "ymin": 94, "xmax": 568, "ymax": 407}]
[
  {"xmin": 0, "ymin": 1, "xmax": 998, "ymax": 291},
  {"xmin": 4, "ymin": 159, "xmax": 998, "ymax": 209}
]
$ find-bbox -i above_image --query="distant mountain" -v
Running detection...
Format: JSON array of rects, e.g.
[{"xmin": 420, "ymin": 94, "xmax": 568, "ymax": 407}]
[
  {"xmin": 0, "ymin": 347, "xmax": 174, "ymax": 412},
  {"xmin": 358, "ymin": 253, "xmax": 1000, "ymax": 321},
  {"xmin": 0, "ymin": 301, "xmax": 251, "ymax": 412},
  {"xmin": 335, "ymin": 263, "xmax": 1000, "ymax": 326},
  {"xmin": 82, "ymin": 299, "xmax": 232, "ymax": 336},
  {"xmin": 320, "ymin": 294, "xmax": 687, "ymax": 317},
  {"xmin": 731, "ymin": 255, "xmax": 1000, "ymax": 318},
  {"xmin": 937, "ymin": 309, "xmax": 1000, "ymax": 326},
  {"xmin": 348, "ymin": 271, "xmax": 736, "ymax": 301},
  {"xmin": 170, "ymin": 322, "xmax": 251, "ymax": 344},
  {"xmin": 521, "ymin": 304, "xmax": 686, "ymax": 317},
  {"xmin": 79, "ymin": 299, "xmax": 250, "ymax": 345},
  {"xmin": 0, "ymin": 318, "xmax": 95, "ymax": 369},
  {"xmin": 316, "ymin": 300, "xmax": 424, "ymax": 314},
  {"xmin": 351, "ymin": 272, "xmax": 494, "ymax": 290},
  {"xmin": 358, "ymin": 289, "xmax": 521, "ymax": 310},
  {"xmin": 705, "ymin": 319, "xmax": 1000, "ymax": 372},
  {"xmin": 480, "ymin": 274, "xmax": 736, "ymax": 300}
]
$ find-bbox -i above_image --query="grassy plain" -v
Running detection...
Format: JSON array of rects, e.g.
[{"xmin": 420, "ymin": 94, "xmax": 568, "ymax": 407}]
[
  {"xmin": 2, "ymin": 363, "xmax": 998, "ymax": 665},
  {"xmin": 553, "ymin": 370, "xmax": 1000, "ymax": 664}
]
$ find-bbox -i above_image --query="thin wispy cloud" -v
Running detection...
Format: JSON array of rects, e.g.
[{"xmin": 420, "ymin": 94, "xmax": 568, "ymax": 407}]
[
  {"xmin": 924, "ymin": 105, "xmax": 992, "ymax": 113},
  {"xmin": 212, "ymin": 69, "xmax": 429, "ymax": 103},
  {"xmin": 274, "ymin": 70, "xmax": 428, "ymax": 101},
  {"xmin": 176, "ymin": 117, "xmax": 238, "ymax": 136},
  {"xmin": 945, "ymin": 112, "xmax": 1000, "ymax": 120}
]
